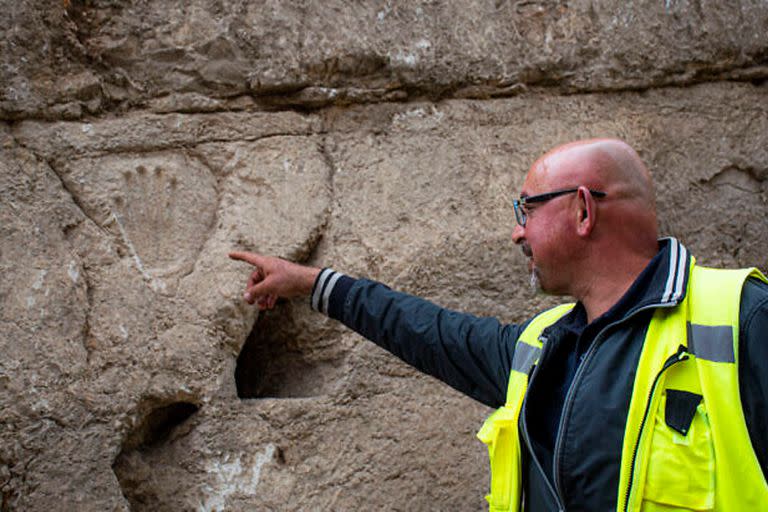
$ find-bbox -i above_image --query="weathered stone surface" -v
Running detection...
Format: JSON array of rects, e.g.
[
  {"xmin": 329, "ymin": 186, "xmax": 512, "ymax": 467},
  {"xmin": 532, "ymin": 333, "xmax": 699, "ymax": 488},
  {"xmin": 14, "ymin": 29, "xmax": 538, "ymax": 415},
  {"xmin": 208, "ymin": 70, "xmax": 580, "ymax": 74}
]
[
  {"xmin": 113, "ymin": 374, "xmax": 489, "ymax": 511},
  {"xmin": 53, "ymin": 152, "xmax": 217, "ymax": 294},
  {"xmin": 1, "ymin": 2, "xmax": 768, "ymax": 511},
  {"xmin": 13, "ymin": 111, "xmax": 317, "ymax": 160},
  {"xmin": 2, "ymin": 113, "xmax": 332, "ymax": 509},
  {"xmin": 3, "ymin": 1, "xmax": 767, "ymax": 120},
  {"xmin": 0, "ymin": 125, "xmax": 124, "ymax": 510},
  {"xmin": 1, "ymin": 2, "xmax": 95, "ymax": 120}
]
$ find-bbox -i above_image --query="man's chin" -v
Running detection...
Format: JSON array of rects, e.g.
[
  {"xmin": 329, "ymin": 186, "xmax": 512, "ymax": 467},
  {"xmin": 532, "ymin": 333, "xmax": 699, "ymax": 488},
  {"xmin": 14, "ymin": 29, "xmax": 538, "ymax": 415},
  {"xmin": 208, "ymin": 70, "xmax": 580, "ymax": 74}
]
[{"xmin": 529, "ymin": 268, "xmax": 561, "ymax": 296}]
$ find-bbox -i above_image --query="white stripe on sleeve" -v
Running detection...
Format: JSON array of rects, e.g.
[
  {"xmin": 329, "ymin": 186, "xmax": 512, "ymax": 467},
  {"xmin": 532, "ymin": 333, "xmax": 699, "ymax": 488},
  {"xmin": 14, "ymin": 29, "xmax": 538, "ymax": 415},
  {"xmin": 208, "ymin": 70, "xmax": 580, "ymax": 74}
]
[
  {"xmin": 311, "ymin": 268, "xmax": 334, "ymax": 312},
  {"xmin": 321, "ymin": 272, "xmax": 343, "ymax": 316}
]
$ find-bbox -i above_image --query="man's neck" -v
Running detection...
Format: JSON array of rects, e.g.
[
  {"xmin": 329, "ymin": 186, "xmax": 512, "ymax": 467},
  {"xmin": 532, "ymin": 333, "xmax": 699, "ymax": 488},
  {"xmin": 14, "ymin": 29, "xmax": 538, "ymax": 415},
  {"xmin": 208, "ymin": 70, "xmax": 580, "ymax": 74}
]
[{"xmin": 577, "ymin": 253, "xmax": 654, "ymax": 323}]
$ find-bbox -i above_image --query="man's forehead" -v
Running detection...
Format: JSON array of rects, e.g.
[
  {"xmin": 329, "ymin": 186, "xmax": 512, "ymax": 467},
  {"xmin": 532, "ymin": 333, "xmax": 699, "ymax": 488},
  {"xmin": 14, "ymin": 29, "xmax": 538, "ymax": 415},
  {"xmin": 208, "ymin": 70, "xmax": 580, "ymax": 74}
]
[
  {"xmin": 520, "ymin": 159, "xmax": 557, "ymax": 195},
  {"xmin": 521, "ymin": 145, "xmax": 594, "ymax": 194}
]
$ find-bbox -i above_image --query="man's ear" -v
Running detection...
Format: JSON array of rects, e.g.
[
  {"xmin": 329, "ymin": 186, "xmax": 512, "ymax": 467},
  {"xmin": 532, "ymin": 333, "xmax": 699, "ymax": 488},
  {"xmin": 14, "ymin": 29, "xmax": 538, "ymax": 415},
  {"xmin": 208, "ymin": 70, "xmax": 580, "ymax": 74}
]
[{"xmin": 576, "ymin": 186, "xmax": 596, "ymax": 237}]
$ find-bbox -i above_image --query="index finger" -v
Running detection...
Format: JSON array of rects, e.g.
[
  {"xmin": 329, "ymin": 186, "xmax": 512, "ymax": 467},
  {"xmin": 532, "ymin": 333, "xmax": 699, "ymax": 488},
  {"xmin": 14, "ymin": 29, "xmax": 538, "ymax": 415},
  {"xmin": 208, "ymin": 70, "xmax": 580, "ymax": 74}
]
[{"xmin": 228, "ymin": 251, "xmax": 265, "ymax": 267}]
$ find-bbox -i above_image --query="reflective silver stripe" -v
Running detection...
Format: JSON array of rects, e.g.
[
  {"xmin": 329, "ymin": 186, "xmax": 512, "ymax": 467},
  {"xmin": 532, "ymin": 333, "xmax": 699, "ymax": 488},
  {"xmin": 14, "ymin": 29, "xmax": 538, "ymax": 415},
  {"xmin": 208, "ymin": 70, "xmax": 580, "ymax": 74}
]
[
  {"xmin": 671, "ymin": 243, "xmax": 688, "ymax": 302},
  {"xmin": 321, "ymin": 272, "xmax": 342, "ymax": 315},
  {"xmin": 687, "ymin": 323, "xmax": 735, "ymax": 363},
  {"xmin": 661, "ymin": 238, "xmax": 679, "ymax": 303},
  {"xmin": 311, "ymin": 268, "xmax": 333, "ymax": 312},
  {"xmin": 511, "ymin": 342, "xmax": 541, "ymax": 374}
]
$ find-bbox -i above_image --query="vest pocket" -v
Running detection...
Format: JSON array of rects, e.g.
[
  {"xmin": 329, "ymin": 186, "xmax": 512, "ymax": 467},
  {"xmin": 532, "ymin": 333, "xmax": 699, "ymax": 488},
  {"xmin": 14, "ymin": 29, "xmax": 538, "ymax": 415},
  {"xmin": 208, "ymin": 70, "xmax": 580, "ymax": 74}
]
[
  {"xmin": 478, "ymin": 405, "xmax": 522, "ymax": 512},
  {"xmin": 641, "ymin": 392, "xmax": 715, "ymax": 511}
]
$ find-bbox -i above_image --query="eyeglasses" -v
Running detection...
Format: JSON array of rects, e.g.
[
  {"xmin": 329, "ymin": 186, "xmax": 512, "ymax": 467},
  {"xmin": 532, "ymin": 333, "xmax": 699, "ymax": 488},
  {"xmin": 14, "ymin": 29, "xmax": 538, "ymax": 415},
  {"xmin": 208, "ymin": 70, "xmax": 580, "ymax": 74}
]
[{"xmin": 513, "ymin": 188, "xmax": 607, "ymax": 227}]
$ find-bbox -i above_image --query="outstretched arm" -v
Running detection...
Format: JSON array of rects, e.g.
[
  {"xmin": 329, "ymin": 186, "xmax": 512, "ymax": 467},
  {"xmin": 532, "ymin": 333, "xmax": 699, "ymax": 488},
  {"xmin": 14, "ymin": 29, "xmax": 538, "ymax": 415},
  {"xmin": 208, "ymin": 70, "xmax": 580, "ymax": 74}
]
[{"xmin": 228, "ymin": 251, "xmax": 522, "ymax": 407}]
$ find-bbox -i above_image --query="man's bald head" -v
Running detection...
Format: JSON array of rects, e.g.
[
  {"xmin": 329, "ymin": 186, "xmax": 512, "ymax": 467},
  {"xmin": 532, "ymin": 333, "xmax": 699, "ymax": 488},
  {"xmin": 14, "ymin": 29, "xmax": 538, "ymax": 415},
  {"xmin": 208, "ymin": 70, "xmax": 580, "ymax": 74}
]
[
  {"xmin": 528, "ymin": 138, "xmax": 655, "ymax": 213},
  {"xmin": 525, "ymin": 138, "xmax": 658, "ymax": 242},
  {"xmin": 513, "ymin": 139, "xmax": 660, "ymax": 316}
]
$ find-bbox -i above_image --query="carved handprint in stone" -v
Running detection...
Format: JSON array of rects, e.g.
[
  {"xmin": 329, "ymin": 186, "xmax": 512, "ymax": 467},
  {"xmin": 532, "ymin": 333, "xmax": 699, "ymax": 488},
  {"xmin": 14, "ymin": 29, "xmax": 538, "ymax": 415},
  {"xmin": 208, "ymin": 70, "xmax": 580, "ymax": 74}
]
[{"xmin": 58, "ymin": 152, "xmax": 217, "ymax": 292}]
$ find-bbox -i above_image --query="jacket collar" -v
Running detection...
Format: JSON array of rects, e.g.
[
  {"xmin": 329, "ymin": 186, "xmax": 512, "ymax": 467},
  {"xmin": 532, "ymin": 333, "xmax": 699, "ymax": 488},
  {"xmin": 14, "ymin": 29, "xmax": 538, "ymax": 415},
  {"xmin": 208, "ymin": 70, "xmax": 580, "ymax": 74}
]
[
  {"xmin": 551, "ymin": 237, "xmax": 694, "ymax": 334},
  {"xmin": 542, "ymin": 237, "xmax": 695, "ymax": 338},
  {"xmin": 625, "ymin": 237, "xmax": 693, "ymax": 313}
]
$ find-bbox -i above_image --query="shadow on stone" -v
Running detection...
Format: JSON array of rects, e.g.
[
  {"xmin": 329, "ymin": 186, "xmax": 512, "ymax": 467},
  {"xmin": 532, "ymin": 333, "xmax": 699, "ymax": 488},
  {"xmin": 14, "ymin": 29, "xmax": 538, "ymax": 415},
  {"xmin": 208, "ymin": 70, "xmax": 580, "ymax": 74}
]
[
  {"xmin": 132, "ymin": 402, "xmax": 199, "ymax": 448},
  {"xmin": 112, "ymin": 400, "xmax": 199, "ymax": 511},
  {"xmin": 236, "ymin": 304, "xmax": 336, "ymax": 399}
]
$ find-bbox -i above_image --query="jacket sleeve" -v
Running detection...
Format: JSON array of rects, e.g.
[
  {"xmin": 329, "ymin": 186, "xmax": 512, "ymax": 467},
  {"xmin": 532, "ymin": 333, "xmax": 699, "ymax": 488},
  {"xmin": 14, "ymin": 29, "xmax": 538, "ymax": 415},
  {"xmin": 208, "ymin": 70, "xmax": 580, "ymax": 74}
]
[
  {"xmin": 738, "ymin": 277, "xmax": 768, "ymax": 480},
  {"xmin": 310, "ymin": 269, "xmax": 527, "ymax": 408}
]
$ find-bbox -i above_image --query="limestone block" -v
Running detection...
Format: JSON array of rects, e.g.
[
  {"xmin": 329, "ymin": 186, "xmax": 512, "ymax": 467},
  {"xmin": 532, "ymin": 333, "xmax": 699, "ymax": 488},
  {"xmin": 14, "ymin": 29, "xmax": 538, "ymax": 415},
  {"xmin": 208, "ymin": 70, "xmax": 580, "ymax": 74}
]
[
  {"xmin": 1, "ymin": 115, "xmax": 335, "ymax": 509},
  {"xmin": 13, "ymin": 111, "xmax": 317, "ymax": 161},
  {"xmin": 4, "ymin": 1, "xmax": 768, "ymax": 119},
  {"xmin": 70, "ymin": 0, "xmax": 768, "ymax": 99}
]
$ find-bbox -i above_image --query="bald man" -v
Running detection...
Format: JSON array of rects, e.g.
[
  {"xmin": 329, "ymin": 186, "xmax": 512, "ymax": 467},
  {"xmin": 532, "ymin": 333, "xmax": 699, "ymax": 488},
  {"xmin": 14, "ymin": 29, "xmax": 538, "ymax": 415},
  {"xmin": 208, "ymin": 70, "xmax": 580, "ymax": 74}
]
[{"xmin": 230, "ymin": 139, "xmax": 768, "ymax": 511}]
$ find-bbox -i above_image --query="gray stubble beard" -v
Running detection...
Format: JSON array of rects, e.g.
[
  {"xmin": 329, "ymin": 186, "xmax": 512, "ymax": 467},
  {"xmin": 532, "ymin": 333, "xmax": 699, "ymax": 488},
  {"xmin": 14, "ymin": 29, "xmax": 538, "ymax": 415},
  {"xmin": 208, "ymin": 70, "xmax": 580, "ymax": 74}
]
[{"xmin": 529, "ymin": 267, "xmax": 542, "ymax": 293}]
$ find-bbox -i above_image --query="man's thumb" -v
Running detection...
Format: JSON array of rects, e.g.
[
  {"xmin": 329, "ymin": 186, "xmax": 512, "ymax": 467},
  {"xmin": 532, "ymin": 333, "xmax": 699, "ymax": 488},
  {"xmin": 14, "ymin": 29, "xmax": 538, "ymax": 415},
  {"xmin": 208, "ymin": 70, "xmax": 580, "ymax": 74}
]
[{"xmin": 244, "ymin": 277, "xmax": 275, "ymax": 302}]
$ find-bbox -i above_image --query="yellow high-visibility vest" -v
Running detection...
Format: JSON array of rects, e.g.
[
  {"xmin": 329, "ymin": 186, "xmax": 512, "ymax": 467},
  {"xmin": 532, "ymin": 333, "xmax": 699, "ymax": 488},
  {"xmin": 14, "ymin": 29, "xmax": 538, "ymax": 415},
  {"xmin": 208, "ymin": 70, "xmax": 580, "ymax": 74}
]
[{"xmin": 477, "ymin": 263, "xmax": 768, "ymax": 511}]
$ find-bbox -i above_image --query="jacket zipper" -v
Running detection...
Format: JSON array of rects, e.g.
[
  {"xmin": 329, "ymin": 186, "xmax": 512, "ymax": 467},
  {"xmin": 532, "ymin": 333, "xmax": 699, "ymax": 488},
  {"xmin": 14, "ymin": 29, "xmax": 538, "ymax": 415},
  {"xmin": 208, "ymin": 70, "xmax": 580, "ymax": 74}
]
[
  {"xmin": 519, "ymin": 334, "xmax": 566, "ymax": 512},
  {"xmin": 552, "ymin": 334, "xmax": 600, "ymax": 501},
  {"xmin": 550, "ymin": 302, "xmax": 679, "ymax": 507},
  {"xmin": 520, "ymin": 300, "xmax": 681, "ymax": 510},
  {"xmin": 621, "ymin": 344, "xmax": 689, "ymax": 512}
]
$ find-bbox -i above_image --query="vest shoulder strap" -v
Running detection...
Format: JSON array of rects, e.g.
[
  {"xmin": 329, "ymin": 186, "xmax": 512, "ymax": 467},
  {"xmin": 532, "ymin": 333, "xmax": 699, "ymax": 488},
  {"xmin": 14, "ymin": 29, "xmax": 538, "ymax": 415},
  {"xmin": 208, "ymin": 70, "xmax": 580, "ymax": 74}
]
[
  {"xmin": 506, "ymin": 303, "xmax": 574, "ymax": 402},
  {"xmin": 517, "ymin": 303, "xmax": 575, "ymax": 345},
  {"xmin": 687, "ymin": 265, "xmax": 767, "ymax": 362}
]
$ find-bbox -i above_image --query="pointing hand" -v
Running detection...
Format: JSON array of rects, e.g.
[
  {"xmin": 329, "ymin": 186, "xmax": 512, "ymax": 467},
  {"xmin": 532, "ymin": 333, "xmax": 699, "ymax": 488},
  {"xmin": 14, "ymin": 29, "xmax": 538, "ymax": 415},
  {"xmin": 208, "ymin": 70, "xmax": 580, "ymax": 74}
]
[{"xmin": 228, "ymin": 252, "xmax": 321, "ymax": 310}]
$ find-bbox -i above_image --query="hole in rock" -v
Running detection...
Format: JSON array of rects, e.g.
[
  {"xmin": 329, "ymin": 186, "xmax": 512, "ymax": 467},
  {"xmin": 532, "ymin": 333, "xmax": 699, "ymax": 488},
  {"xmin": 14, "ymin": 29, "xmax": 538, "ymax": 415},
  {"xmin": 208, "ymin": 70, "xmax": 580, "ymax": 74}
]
[
  {"xmin": 113, "ymin": 400, "xmax": 199, "ymax": 511},
  {"xmin": 127, "ymin": 401, "xmax": 199, "ymax": 449},
  {"xmin": 236, "ymin": 304, "xmax": 338, "ymax": 399}
]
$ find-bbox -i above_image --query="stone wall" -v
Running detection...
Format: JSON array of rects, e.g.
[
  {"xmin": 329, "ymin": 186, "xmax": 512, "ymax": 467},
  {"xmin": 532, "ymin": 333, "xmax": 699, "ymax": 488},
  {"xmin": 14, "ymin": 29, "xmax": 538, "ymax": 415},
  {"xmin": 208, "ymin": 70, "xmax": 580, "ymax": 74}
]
[{"xmin": 1, "ymin": 1, "xmax": 767, "ymax": 510}]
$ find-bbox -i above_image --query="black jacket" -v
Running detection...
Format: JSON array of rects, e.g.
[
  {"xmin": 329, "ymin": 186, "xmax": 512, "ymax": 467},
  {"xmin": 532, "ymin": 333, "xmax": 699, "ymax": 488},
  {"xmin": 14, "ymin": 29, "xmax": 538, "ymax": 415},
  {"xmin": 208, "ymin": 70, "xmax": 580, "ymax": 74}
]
[{"xmin": 311, "ymin": 238, "xmax": 768, "ymax": 511}]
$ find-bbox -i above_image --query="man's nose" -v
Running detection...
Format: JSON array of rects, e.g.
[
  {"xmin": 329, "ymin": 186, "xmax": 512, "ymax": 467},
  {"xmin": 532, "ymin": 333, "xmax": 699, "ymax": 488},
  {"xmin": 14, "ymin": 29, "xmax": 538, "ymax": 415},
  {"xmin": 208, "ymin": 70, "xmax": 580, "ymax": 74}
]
[{"xmin": 512, "ymin": 224, "xmax": 525, "ymax": 244}]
